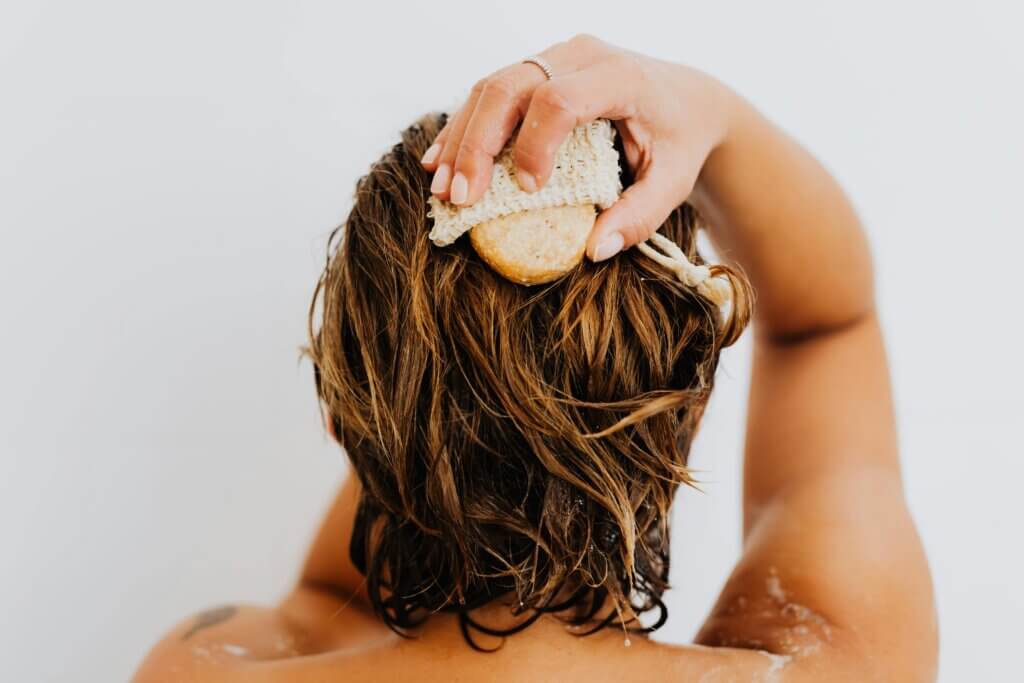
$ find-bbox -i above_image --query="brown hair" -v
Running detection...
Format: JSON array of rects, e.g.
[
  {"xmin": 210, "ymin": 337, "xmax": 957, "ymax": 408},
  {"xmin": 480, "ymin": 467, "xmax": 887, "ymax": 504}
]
[{"xmin": 307, "ymin": 113, "xmax": 752, "ymax": 648}]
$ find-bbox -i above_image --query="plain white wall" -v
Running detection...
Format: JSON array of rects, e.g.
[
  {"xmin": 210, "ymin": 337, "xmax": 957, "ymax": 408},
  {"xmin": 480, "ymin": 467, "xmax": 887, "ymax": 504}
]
[{"xmin": 2, "ymin": 1, "xmax": 1021, "ymax": 680}]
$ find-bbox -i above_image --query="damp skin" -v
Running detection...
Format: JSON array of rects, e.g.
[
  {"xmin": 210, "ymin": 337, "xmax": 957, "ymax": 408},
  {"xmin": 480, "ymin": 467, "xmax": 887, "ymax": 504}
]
[{"xmin": 704, "ymin": 566, "xmax": 835, "ymax": 676}]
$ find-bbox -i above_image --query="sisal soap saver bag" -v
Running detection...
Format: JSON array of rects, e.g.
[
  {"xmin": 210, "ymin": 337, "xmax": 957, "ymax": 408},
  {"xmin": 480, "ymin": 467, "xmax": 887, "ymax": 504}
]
[{"xmin": 428, "ymin": 119, "xmax": 731, "ymax": 305}]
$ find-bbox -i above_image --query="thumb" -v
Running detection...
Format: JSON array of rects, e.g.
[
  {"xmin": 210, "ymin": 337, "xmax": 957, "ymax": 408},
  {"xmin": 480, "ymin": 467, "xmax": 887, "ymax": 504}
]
[{"xmin": 586, "ymin": 166, "xmax": 694, "ymax": 262}]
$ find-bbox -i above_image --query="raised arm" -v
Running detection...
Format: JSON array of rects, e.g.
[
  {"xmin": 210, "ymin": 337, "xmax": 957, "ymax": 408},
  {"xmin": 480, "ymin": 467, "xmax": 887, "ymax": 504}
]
[
  {"xmin": 424, "ymin": 34, "xmax": 936, "ymax": 680},
  {"xmin": 689, "ymin": 89, "xmax": 937, "ymax": 682}
]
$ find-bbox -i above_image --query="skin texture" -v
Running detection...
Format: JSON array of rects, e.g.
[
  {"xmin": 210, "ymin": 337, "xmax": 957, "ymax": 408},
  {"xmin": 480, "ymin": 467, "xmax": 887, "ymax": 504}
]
[{"xmin": 134, "ymin": 35, "xmax": 937, "ymax": 683}]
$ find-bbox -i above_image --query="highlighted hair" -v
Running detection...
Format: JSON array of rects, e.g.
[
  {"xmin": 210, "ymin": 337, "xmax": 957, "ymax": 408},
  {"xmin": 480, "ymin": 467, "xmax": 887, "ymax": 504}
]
[{"xmin": 307, "ymin": 113, "xmax": 753, "ymax": 649}]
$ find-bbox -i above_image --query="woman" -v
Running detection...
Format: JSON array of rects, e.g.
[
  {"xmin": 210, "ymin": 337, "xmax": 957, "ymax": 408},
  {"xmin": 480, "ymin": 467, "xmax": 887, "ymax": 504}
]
[{"xmin": 135, "ymin": 35, "xmax": 936, "ymax": 681}]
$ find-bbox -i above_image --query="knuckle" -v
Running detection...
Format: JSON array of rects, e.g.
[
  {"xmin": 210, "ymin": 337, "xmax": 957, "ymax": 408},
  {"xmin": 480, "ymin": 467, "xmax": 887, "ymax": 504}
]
[
  {"xmin": 481, "ymin": 73, "xmax": 518, "ymax": 101},
  {"xmin": 469, "ymin": 78, "xmax": 489, "ymax": 98},
  {"xmin": 608, "ymin": 52, "xmax": 640, "ymax": 76},
  {"xmin": 535, "ymin": 83, "xmax": 575, "ymax": 120},
  {"xmin": 617, "ymin": 203, "xmax": 654, "ymax": 245},
  {"xmin": 568, "ymin": 33, "xmax": 604, "ymax": 52},
  {"xmin": 438, "ymin": 113, "xmax": 469, "ymax": 161},
  {"xmin": 456, "ymin": 136, "xmax": 489, "ymax": 162},
  {"xmin": 631, "ymin": 57, "xmax": 662, "ymax": 89},
  {"xmin": 513, "ymin": 144, "xmax": 548, "ymax": 175},
  {"xmin": 439, "ymin": 137, "xmax": 460, "ymax": 163}
]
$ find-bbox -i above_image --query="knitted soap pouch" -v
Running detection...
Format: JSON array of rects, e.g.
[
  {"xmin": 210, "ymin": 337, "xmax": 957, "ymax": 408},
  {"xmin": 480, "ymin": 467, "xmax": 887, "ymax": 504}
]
[
  {"xmin": 428, "ymin": 120, "xmax": 622, "ymax": 246},
  {"xmin": 428, "ymin": 119, "xmax": 732, "ymax": 307}
]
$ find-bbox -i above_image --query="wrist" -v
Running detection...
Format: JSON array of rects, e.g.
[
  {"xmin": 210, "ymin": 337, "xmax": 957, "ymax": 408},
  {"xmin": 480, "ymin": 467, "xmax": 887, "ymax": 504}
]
[
  {"xmin": 688, "ymin": 81, "xmax": 752, "ymax": 211},
  {"xmin": 672, "ymin": 65, "xmax": 740, "ymax": 154}
]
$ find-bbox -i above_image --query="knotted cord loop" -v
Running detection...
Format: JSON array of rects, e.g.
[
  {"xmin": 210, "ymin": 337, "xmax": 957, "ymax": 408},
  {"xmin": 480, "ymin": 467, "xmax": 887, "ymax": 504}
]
[{"xmin": 636, "ymin": 232, "xmax": 732, "ymax": 306}]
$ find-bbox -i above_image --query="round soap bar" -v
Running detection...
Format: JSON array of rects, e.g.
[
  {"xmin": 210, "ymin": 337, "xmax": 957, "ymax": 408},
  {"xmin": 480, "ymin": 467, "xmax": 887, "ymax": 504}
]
[{"xmin": 469, "ymin": 204, "xmax": 596, "ymax": 286}]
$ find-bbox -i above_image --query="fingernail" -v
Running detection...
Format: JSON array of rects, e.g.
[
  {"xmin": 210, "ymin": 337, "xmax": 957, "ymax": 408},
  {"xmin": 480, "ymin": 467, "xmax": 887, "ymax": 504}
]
[
  {"xmin": 450, "ymin": 172, "xmax": 468, "ymax": 205},
  {"xmin": 517, "ymin": 169, "xmax": 538, "ymax": 193},
  {"xmin": 421, "ymin": 143, "xmax": 441, "ymax": 165},
  {"xmin": 431, "ymin": 163, "xmax": 451, "ymax": 195},
  {"xmin": 592, "ymin": 232, "xmax": 625, "ymax": 262}
]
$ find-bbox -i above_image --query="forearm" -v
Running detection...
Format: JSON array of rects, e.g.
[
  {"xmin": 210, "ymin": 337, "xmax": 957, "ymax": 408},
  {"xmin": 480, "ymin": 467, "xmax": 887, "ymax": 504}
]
[{"xmin": 690, "ymin": 88, "xmax": 875, "ymax": 340}]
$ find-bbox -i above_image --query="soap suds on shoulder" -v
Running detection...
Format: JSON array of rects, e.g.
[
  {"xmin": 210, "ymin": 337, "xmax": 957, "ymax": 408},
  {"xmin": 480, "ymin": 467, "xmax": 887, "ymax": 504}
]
[
  {"xmin": 762, "ymin": 566, "xmax": 834, "ymax": 658},
  {"xmin": 221, "ymin": 643, "xmax": 249, "ymax": 657},
  {"xmin": 758, "ymin": 650, "xmax": 792, "ymax": 682},
  {"xmin": 766, "ymin": 567, "xmax": 787, "ymax": 603}
]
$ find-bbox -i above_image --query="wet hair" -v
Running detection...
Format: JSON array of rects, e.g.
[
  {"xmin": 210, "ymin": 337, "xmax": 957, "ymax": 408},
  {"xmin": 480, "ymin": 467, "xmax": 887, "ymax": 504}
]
[{"xmin": 307, "ymin": 113, "xmax": 752, "ymax": 649}]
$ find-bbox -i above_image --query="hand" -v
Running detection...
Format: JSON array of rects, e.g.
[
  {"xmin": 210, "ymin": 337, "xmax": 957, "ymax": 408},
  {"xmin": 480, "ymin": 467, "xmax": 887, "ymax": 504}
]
[{"xmin": 420, "ymin": 34, "xmax": 734, "ymax": 261}]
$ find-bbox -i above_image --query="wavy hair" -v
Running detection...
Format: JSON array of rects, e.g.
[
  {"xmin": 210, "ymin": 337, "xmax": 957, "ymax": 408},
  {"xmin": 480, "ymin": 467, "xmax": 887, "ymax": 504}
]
[{"xmin": 307, "ymin": 113, "xmax": 752, "ymax": 649}]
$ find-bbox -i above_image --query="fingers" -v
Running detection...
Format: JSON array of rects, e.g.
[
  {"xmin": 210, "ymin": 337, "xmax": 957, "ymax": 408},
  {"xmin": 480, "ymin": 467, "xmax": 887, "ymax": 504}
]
[
  {"xmin": 423, "ymin": 66, "xmax": 545, "ymax": 205},
  {"xmin": 421, "ymin": 34, "xmax": 615, "ymax": 205},
  {"xmin": 424, "ymin": 91, "xmax": 480, "ymax": 202},
  {"xmin": 451, "ymin": 69, "xmax": 538, "ymax": 205},
  {"xmin": 420, "ymin": 124, "xmax": 449, "ymax": 170},
  {"xmin": 514, "ymin": 56, "xmax": 641, "ymax": 193},
  {"xmin": 587, "ymin": 164, "xmax": 691, "ymax": 261}
]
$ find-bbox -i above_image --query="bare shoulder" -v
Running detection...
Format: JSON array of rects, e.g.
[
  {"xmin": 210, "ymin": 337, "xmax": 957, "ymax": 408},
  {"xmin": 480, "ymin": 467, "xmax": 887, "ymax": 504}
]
[
  {"xmin": 132, "ymin": 587, "xmax": 392, "ymax": 683},
  {"xmin": 133, "ymin": 603, "xmax": 263, "ymax": 683},
  {"xmin": 694, "ymin": 466, "xmax": 938, "ymax": 682},
  {"xmin": 134, "ymin": 593, "xmax": 873, "ymax": 683},
  {"xmin": 636, "ymin": 634, "xmax": 871, "ymax": 683},
  {"xmin": 694, "ymin": 317, "xmax": 938, "ymax": 682}
]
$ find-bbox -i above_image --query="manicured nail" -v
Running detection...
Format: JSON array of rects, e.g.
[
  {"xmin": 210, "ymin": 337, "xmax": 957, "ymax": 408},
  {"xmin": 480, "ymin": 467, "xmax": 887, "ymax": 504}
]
[
  {"xmin": 421, "ymin": 143, "xmax": 441, "ymax": 165},
  {"xmin": 517, "ymin": 169, "xmax": 538, "ymax": 193},
  {"xmin": 450, "ymin": 172, "xmax": 468, "ymax": 205},
  {"xmin": 431, "ymin": 163, "xmax": 451, "ymax": 195},
  {"xmin": 592, "ymin": 232, "xmax": 625, "ymax": 262}
]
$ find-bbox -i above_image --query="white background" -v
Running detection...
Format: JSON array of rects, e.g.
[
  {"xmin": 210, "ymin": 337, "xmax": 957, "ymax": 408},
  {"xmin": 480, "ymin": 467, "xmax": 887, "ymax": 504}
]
[{"xmin": 2, "ymin": 1, "xmax": 1021, "ymax": 681}]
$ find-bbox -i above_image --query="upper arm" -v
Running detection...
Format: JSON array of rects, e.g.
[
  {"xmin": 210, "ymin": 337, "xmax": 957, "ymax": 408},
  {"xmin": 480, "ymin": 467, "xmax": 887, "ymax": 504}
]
[
  {"xmin": 697, "ymin": 314, "xmax": 937, "ymax": 681},
  {"xmin": 299, "ymin": 472, "xmax": 369, "ymax": 602}
]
